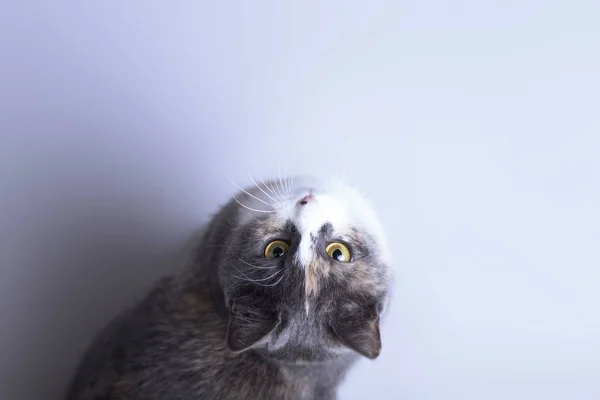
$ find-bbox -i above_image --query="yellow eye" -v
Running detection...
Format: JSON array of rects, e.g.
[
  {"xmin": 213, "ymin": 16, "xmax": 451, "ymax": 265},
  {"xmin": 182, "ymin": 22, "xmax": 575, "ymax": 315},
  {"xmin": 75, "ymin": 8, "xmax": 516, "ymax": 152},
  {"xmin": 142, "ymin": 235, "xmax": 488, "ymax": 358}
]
[
  {"xmin": 264, "ymin": 240, "xmax": 290, "ymax": 259},
  {"xmin": 326, "ymin": 242, "xmax": 351, "ymax": 262}
]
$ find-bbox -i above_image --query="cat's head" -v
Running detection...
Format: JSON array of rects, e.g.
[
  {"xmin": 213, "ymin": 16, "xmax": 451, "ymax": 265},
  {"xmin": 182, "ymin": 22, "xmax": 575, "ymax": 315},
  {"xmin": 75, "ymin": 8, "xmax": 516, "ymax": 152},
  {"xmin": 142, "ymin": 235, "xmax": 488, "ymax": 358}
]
[{"xmin": 202, "ymin": 176, "xmax": 392, "ymax": 363}]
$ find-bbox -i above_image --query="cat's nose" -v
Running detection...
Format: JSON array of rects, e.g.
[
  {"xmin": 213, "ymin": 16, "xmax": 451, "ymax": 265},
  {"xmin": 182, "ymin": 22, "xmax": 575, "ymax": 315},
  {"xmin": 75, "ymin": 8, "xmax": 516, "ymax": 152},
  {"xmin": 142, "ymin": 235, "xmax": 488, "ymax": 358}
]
[{"xmin": 297, "ymin": 194, "xmax": 315, "ymax": 206}]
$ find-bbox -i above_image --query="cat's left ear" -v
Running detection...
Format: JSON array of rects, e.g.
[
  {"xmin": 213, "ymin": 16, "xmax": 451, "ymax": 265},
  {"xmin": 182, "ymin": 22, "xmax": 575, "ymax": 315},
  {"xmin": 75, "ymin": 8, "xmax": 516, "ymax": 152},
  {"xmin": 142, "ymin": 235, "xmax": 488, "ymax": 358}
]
[
  {"xmin": 330, "ymin": 303, "xmax": 381, "ymax": 359},
  {"xmin": 226, "ymin": 302, "xmax": 279, "ymax": 353}
]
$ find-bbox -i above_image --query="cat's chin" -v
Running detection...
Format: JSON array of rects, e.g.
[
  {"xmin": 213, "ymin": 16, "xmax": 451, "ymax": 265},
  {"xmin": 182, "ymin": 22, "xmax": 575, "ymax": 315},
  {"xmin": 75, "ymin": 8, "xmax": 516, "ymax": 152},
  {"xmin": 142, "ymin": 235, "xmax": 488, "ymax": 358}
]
[
  {"xmin": 256, "ymin": 345, "xmax": 357, "ymax": 367},
  {"xmin": 265, "ymin": 354, "xmax": 354, "ymax": 367},
  {"xmin": 272, "ymin": 357, "xmax": 331, "ymax": 366}
]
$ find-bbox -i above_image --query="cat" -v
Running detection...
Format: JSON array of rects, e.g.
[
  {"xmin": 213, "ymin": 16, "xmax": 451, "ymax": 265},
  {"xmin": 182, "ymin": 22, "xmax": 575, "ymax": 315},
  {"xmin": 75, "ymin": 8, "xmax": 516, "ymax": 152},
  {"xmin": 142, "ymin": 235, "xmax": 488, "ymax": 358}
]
[{"xmin": 65, "ymin": 176, "xmax": 393, "ymax": 400}]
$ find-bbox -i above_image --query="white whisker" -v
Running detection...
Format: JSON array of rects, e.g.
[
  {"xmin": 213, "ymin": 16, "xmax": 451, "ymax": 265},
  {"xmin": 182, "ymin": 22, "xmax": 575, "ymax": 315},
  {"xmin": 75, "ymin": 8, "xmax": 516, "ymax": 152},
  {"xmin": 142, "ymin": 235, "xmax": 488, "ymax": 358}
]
[
  {"xmin": 223, "ymin": 266, "xmax": 285, "ymax": 287},
  {"xmin": 232, "ymin": 265, "xmax": 283, "ymax": 282},
  {"xmin": 256, "ymin": 273, "xmax": 285, "ymax": 287},
  {"xmin": 257, "ymin": 174, "xmax": 280, "ymax": 200},
  {"xmin": 277, "ymin": 164, "xmax": 285, "ymax": 197},
  {"xmin": 230, "ymin": 180, "xmax": 273, "ymax": 207},
  {"xmin": 271, "ymin": 180, "xmax": 282, "ymax": 200},
  {"xmin": 284, "ymin": 164, "xmax": 291, "ymax": 193},
  {"xmin": 233, "ymin": 197, "xmax": 275, "ymax": 213},
  {"xmin": 287, "ymin": 168, "xmax": 293, "ymax": 193},
  {"xmin": 248, "ymin": 174, "xmax": 277, "ymax": 203},
  {"xmin": 237, "ymin": 258, "xmax": 281, "ymax": 270}
]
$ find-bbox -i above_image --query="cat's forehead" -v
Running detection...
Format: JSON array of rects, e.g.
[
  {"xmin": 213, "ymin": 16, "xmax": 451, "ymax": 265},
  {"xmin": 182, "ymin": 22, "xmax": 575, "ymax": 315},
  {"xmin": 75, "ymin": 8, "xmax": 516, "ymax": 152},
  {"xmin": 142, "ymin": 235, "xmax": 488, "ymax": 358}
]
[
  {"xmin": 276, "ymin": 184, "xmax": 368, "ymax": 233},
  {"xmin": 237, "ymin": 177, "xmax": 370, "ymax": 229},
  {"xmin": 234, "ymin": 177, "xmax": 390, "ymax": 262}
]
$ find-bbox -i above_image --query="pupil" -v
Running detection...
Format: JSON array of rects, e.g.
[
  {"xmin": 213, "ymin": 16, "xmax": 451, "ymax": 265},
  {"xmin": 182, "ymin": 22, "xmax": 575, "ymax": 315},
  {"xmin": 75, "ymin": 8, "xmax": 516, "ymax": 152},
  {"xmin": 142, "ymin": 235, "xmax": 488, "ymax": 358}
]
[
  {"xmin": 273, "ymin": 247, "xmax": 284, "ymax": 257},
  {"xmin": 333, "ymin": 249, "xmax": 343, "ymax": 261}
]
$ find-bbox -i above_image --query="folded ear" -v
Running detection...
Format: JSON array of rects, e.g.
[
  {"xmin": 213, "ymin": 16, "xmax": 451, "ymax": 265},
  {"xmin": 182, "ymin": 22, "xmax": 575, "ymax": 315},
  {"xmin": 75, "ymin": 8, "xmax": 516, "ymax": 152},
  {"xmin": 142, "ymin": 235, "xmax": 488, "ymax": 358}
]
[
  {"xmin": 226, "ymin": 302, "xmax": 279, "ymax": 353},
  {"xmin": 330, "ymin": 304, "xmax": 381, "ymax": 359}
]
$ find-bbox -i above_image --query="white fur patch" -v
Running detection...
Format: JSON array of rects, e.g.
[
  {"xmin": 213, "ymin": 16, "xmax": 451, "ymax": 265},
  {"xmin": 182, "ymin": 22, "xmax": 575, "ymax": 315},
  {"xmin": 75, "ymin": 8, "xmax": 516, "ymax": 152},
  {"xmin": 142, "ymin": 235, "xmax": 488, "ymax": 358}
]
[{"xmin": 233, "ymin": 176, "xmax": 391, "ymax": 267}]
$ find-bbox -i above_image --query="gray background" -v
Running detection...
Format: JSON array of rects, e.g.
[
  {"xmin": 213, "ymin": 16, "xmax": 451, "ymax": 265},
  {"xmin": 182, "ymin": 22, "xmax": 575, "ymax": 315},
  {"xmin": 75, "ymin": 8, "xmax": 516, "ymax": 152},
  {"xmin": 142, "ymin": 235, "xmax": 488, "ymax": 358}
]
[{"xmin": 1, "ymin": 1, "xmax": 599, "ymax": 399}]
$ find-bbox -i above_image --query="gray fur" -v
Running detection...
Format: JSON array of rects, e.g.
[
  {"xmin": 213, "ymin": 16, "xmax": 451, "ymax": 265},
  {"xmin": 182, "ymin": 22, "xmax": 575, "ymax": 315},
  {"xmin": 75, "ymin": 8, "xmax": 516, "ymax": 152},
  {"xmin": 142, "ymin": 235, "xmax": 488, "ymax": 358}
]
[{"xmin": 65, "ymin": 177, "xmax": 392, "ymax": 400}]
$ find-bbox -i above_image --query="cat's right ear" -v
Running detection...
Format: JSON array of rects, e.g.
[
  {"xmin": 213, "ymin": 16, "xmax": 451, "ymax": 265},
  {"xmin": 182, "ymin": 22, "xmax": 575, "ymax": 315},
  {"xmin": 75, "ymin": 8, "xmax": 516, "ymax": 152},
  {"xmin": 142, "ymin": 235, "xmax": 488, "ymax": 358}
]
[
  {"xmin": 330, "ymin": 303, "xmax": 381, "ymax": 359},
  {"xmin": 226, "ymin": 302, "xmax": 279, "ymax": 352}
]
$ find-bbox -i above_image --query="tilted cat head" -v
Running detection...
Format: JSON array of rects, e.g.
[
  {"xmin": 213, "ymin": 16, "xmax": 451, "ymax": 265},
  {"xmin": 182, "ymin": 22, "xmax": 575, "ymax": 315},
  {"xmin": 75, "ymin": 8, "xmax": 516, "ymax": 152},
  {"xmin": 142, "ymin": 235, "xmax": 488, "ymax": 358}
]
[{"xmin": 200, "ymin": 176, "xmax": 392, "ymax": 363}]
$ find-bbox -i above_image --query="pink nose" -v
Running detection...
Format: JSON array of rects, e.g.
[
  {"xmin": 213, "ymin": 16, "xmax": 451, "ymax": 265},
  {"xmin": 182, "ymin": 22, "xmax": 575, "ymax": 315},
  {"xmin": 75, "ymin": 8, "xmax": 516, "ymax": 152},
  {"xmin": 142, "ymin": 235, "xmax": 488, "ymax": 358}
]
[{"xmin": 297, "ymin": 194, "xmax": 315, "ymax": 206}]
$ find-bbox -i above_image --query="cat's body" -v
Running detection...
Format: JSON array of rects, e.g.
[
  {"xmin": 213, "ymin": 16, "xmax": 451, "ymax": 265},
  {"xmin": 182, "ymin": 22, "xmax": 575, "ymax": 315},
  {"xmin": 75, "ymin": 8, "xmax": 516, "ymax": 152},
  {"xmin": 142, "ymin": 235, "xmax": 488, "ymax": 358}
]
[
  {"xmin": 66, "ymin": 276, "xmax": 354, "ymax": 400},
  {"xmin": 66, "ymin": 176, "xmax": 392, "ymax": 400}
]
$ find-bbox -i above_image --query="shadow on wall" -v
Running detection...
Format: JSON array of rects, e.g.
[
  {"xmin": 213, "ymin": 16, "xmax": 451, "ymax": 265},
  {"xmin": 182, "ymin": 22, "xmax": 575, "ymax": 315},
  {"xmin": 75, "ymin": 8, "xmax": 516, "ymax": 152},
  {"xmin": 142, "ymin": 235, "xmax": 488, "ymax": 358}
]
[
  {"xmin": 13, "ymin": 192, "xmax": 208, "ymax": 400},
  {"xmin": 13, "ymin": 204, "xmax": 191, "ymax": 399},
  {"xmin": 2, "ymin": 120, "xmax": 214, "ymax": 399}
]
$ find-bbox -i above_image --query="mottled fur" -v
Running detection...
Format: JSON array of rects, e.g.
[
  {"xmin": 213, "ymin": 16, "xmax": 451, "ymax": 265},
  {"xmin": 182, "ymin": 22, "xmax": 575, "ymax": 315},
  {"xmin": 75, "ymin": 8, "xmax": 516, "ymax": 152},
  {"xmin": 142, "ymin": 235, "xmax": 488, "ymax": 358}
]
[{"xmin": 66, "ymin": 176, "xmax": 393, "ymax": 399}]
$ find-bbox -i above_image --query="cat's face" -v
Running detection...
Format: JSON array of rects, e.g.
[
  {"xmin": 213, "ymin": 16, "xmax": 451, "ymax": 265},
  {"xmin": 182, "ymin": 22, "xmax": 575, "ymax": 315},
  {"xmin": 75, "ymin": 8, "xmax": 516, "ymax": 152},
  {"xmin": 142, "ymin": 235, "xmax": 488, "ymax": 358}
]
[{"xmin": 208, "ymin": 176, "xmax": 392, "ymax": 362}]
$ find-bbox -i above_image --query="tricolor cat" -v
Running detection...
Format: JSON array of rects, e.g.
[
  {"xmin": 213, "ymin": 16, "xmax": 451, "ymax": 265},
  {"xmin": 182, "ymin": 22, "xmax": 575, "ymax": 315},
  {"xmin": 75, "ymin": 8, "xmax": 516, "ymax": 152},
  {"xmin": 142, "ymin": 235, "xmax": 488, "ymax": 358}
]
[{"xmin": 66, "ymin": 176, "xmax": 393, "ymax": 400}]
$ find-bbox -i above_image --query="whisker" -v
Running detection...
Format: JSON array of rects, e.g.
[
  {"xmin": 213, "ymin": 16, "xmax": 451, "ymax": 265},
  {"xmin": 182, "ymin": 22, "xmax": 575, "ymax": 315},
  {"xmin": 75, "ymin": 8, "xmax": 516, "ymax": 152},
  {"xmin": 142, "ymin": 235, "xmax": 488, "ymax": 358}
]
[
  {"xmin": 287, "ymin": 168, "xmax": 293, "ymax": 194},
  {"xmin": 256, "ymin": 174, "xmax": 280, "ymax": 200},
  {"xmin": 231, "ymin": 262, "xmax": 278, "ymax": 280},
  {"xmin": 266, "ymin": 180, "xmax": 280, "ymax": 200},
  {"xmin": 223, "ymin": 267, "xmax": 285, "ymax": 287},
  {"xmin": 237, "ymin": 258, "xmax": 281, "ymax": 270},
  {"xmin": 270, "ymin": 180, "xmax": 282, "ymax": 200},
  {"xmin": 289, "ymin": 173, "xmax": 295, "ymax": 193},
  {"xmin": 255, "ymin": 273, "xmax": 285, "ymax": 287},
  {"xmin": 233, "ymin": 266, "xmax": 282, "ymax": 282},
  {"xmin": 244, "ymin": 267, "xmax": 282, "ymax": 282},
  {"xmin": 266, "ymin": 273, "xmax": 286, "ymax": 286},
  {"xmin": 249, "ymin": 174, "xmax": 277, "ymax": 203},
  {"xmin": 277, "ymin": 164, "xmax": 285, "ymax": 197},
  {"xmin": 284, "ymin": 164, "xmax": 291, "ymax": 193},
  {"xmin": 233, "ymin": 197, "xmax": 275, "ymax": 213},
  {"xmin": 230, "ymin": 180, "xmax": 273, "ymax": 207}
]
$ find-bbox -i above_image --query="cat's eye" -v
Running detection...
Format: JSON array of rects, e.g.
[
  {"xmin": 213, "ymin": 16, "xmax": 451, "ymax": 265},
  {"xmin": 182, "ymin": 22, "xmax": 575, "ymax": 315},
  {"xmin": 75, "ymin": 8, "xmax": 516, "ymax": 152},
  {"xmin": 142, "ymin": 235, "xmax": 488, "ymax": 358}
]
[
  {"xmin": 326, "ymin": 242, "xmax": 351, "ymax": 262},
  {"xmin": 264, "ymin": 240, "xmax": 290, "ymax": 259}
]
